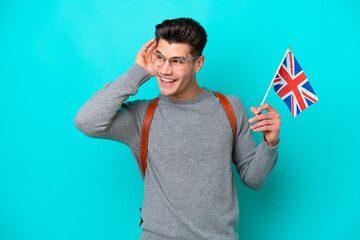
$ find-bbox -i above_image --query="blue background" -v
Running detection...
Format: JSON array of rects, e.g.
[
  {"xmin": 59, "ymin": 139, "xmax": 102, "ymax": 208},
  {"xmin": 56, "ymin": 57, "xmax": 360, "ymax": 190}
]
[{"xmin": 1, "ymin": 0, "xmax": 359, "ymax": 239}]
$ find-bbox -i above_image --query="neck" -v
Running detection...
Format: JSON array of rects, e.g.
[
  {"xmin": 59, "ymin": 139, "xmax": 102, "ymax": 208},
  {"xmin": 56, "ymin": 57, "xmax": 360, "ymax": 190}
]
[{"xmin": 168, "ymin": 83, "xmax": 204, "ymax": 101}]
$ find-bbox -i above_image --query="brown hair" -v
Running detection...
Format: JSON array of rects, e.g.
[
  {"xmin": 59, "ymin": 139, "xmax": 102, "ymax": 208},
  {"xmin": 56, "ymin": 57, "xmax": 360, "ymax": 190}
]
[{"xmin": 155, "ymin": 17, "xmax": 208, "ymax": 57}]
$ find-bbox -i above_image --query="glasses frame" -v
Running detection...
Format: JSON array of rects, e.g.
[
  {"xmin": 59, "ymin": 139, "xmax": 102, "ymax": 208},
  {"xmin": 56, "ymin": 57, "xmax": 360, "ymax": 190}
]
[{"xmin": 149, "ymin": 51, "xmax": 201, "ymax": 71}]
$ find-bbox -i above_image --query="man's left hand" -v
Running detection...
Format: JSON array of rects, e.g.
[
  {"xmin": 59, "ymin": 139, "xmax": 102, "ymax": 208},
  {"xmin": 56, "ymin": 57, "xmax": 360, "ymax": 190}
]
[{"xmin": 248, "ymin": 103, "xmax": 281, "ymax": 147}]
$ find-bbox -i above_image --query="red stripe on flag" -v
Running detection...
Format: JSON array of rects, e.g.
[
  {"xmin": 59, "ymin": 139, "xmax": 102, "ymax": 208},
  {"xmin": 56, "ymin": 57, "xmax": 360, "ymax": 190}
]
[
  {"xmin": 278, "ymin": 66, "xmax": 292, "ymax": 83},
  {"xmin": 277, "ymin": 67, "xmax": 307, "ymax": 99},
  {"xmin": 303, "ymin": 91, "xmax": 317, "ymax": 103},
  {"xmin": 289, "ymin": 52, "xmax": 294, "ymax": 76},
  {"xmin": 293, "ymin": 87, "xmax": 307, "ymax": 111}
]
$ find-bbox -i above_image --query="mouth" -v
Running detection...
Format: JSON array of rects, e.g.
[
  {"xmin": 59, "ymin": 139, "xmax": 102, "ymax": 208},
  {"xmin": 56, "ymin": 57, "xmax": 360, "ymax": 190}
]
[{"xmin": 159, "ymin": 76, "xmax": 177, "ymax": 85}]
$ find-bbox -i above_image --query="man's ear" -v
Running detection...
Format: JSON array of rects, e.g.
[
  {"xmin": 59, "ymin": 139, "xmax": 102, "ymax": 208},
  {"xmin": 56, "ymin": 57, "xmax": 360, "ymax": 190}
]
[{"xmin": 195, "ymin": 55, "xmax": 205, "ymax": 73}]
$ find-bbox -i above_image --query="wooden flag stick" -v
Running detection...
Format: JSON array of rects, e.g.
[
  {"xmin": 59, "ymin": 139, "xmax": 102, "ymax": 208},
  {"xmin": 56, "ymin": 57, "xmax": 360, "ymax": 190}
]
[{"xmin": 260, "ymin": 47, "xmax": 291, "ymax": 106}]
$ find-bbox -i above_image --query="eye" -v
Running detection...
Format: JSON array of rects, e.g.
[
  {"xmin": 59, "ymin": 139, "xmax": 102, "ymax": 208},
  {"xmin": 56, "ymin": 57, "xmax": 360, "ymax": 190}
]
[
  {"xmin": 155, "ymin": 54, "xmax": 165, "ymax": 61},
  {"xmin": 171, "ymin": 58, "xmax": 185, "ymax": 65}
]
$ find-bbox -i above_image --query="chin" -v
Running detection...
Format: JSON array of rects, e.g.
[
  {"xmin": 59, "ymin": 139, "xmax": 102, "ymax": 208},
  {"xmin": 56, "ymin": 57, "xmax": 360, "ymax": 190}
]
[
  {"xmin": 157, "ymin": 78, "xmax": 179, "ymax": 97},
  {"xmin": 158, "ymin": 86, "xmax": 176, "ymax": 97}
]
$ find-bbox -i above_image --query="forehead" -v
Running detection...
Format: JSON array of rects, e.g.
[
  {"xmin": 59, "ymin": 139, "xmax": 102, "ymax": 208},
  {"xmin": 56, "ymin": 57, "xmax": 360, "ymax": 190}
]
[{"xmin": 157, "ymin": 39, "xmax": 192, "ymax": 58}]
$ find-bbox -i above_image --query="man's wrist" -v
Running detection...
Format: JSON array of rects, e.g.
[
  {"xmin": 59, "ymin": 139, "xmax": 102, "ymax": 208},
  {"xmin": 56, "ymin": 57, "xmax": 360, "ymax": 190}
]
[
  {"xmin": 267, "ymin": 141, "xmax": 278, "ymax": 147},
  {"xmin": 263, "ymin": 136, "xmax": 279, "ymax": 147}
]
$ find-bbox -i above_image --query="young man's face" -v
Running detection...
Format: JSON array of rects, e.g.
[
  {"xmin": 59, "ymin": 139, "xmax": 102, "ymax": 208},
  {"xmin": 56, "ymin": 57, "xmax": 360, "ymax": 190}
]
[{"xmin": 152, "ymin": 39, "xmax": 204, "ymax": 101}]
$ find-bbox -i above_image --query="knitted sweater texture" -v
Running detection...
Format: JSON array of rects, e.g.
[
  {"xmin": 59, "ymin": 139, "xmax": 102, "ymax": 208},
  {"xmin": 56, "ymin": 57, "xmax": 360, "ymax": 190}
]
[{"xmin": 74, "ymin": 64, "xmax": 279, "ymax": 240}]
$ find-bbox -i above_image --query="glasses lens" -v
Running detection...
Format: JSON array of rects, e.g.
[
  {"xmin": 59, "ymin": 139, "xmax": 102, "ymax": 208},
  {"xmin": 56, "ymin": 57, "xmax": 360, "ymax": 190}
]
[
  {"xmin": 151, "ymin": 53, "xmax": 163, "ymax": 67},
  {"xmin": 170, "ymin": 58, "xmax": 185, "ymax": 71}
]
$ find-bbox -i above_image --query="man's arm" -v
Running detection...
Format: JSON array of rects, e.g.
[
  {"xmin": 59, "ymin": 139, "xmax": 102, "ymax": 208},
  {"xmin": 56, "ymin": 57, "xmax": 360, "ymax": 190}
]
[
  {"xmin": 230, "ymin": 97, "xmax": 280, "ymax": 191},
  {"xmin": 74, "ymin": 39, "xmax": 157, "ymax": 146}
]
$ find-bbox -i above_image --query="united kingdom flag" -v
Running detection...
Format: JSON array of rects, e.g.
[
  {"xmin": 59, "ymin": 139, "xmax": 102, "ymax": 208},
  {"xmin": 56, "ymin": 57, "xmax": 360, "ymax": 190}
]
[{"xmin": 273, "ymin": 51, "xmax": 318, "ymax": 118}]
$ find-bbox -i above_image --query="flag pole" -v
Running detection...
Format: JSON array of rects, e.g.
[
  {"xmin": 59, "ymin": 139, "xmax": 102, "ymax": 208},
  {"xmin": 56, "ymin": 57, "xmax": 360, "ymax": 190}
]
[{"xmin": 260, "ymin": 47, "xmax": 291, "ymax": 106}]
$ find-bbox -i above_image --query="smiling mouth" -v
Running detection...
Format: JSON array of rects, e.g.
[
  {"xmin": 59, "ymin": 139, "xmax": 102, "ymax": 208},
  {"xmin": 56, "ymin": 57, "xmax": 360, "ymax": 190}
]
[{"xmin": 160, "ymin": 76, "xmax": 177, "ymax": 83}]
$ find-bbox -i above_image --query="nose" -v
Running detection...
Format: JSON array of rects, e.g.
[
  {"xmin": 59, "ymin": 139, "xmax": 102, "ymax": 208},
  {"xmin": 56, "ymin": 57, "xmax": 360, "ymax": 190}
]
[{"xmin": 160, "ymin": 60, "xmax": 173, "ymax": 75}]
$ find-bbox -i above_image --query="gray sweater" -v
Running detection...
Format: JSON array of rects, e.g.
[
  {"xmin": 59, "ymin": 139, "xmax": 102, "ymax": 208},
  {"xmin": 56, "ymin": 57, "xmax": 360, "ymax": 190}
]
[{"xmin": 74, "ymin": 64, "xmax": 279, "ymax": 240}]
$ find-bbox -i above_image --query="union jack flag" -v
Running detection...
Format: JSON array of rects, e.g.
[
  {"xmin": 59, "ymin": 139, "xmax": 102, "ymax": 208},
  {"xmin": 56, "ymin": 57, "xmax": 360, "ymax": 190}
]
[{"xmin": 273, "ymin": 51, "xmax": 318, "ymax": 118}]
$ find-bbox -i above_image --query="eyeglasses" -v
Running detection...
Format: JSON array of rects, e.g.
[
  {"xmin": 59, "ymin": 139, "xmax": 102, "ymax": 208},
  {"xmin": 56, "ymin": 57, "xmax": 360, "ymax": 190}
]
[{"xmin": 149, "ymin": 51, "xmax": 200, "ymax": 71}]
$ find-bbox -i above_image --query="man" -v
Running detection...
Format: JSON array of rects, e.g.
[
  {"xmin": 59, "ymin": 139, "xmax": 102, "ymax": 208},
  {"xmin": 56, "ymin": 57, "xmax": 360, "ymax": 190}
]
[{"xmin": 74, "ymin": 17, "xmax": 280, "ymax": 240}]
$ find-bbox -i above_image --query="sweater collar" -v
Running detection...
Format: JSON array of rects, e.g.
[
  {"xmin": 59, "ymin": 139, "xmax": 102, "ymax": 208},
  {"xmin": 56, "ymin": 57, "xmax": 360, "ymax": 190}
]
[{"xmin": 158, "ymin": 88, "xmax": 212, "ymax": 105}]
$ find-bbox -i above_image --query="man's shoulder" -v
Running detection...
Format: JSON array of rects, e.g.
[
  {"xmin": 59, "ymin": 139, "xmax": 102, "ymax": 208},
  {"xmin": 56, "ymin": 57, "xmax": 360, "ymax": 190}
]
[
  {"xmin": 212, "ymin": 92, "xmax": 245, "ymax": 111},
  {"xmin": 123, "ymin": 98, "xmax": 151, "ymax": 109},
  {"xmin": 224, "ymin": 94, "xmax": 243, "ymax": 106},
  {"xmin": 220, "ymin": 93, "xmax": 249, "ymax": 120},
  {"xmin": 122, "ymin": 98, "xmax": 152, "ymax": 122}
]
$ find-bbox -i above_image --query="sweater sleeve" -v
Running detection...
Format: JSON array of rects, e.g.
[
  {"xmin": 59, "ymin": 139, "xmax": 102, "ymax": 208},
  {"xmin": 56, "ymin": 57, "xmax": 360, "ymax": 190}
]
[
  {"xmin": 228, "ymin": 95, "xmax": 279, "ymax": 191},
  {"xmin": 74, "ymin": 64, "xmax": 151, "ymax": 148}
]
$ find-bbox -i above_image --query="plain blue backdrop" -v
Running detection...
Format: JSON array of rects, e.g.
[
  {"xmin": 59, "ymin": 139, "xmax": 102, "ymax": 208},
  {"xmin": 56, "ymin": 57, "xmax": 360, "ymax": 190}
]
[{"xmin": 1, "ymin": 0, "xmax": 359, "ymax": 239}]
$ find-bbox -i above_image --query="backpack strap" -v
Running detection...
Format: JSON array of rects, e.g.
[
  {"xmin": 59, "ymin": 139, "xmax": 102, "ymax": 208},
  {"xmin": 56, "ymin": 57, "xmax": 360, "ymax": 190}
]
[
  {"xmin": 140, "ymin": 97, "xmax": 159, "ymax": 177},
  {"xmin": 212, "ymin": 92, "xmax": 237, "ymax": 149},
  {"xmin": 139, "ymin": 97, "xmax": 159, "ymax": 227}
]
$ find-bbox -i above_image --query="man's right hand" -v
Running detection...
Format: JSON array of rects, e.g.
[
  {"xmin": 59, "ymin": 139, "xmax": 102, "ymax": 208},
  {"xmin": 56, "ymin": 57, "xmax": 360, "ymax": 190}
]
[{"xmin": 135, "ymin": 38, "xmax": 157, "ymax": 77}]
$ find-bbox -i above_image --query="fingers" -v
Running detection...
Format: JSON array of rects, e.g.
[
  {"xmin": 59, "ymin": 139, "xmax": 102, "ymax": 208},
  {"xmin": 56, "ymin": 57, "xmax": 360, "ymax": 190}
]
[
  {"xmin": 249, "ymin": 111, "xmax": 280, "ymax": 123},
  {"xmin": 141, "ymin": 38, "xmax": 156, "ymax": 52},
  {"xmin": 250, "ymin": 119, "xmax": 281, "ymax": 132},
  {"xmin": 135, "ymin": 38, "xmax": 157, "ymax": 76},
  {"xmin": 251, "ymin": 103, "xmax": 277, "ymax": 115},
  {"xmin": 248, "ymin": 104, "xmax": 281, "ymax": 145},
  {"xmin": 251, "ymin": 125, "xmax": 279, "ymax": 132},
  {"xmin": 147, "ymin": 40, "xmax": 157, "ymax": 54},
  {"xmin": 250, "ymin": 106, "xmax": 258, "ymax": 115},
  {"xmin": 248, "ymin": 104, "xmax": 281, "ymax": 132}
]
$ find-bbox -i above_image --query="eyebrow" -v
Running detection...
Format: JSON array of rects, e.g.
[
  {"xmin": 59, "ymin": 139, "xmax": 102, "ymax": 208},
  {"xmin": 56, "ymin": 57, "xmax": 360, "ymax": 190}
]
[{"xmin": 155, "ymin": 50, "xmax": 186, "ymax": 59}]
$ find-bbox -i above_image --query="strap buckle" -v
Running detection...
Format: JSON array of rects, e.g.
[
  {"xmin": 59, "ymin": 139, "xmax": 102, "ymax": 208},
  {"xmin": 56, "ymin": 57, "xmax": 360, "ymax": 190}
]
[{"xmin": 139, "ymin": 208, "xmax": 143, "ymax": 227}]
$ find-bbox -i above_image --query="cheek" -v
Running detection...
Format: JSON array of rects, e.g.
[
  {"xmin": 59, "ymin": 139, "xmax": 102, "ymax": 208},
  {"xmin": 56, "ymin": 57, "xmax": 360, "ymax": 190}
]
[
  {"xmin": 183, "ymin": 69, "xmax": 194, "ymax": 80},
  {"xmin": 177, "ymin": 73, "xmax": 188, "ymax": 83},
  {"xmin": 153, "ymin": 66, "xmax": 160, "ymax": 73}
]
